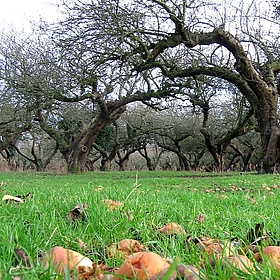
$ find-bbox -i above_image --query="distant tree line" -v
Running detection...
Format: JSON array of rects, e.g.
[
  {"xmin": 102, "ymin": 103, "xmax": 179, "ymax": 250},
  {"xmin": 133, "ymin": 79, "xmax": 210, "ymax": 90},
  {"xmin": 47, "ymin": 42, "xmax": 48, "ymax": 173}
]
[{"xmin": 0, "ymin": 99, "xmax": 262, "ymax": 172}]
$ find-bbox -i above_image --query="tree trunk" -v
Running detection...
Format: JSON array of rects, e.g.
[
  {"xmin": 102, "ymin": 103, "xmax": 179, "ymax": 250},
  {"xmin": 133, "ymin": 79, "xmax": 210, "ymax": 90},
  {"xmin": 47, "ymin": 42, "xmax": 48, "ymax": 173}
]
[
  {"xmin": 200, "ymin": 128, "xmax": 223, "ymax": 171},
  {"xmin": 116, "ymin": 150, "xmax": 134, "ymax": 171},
  {"xmin": 251, "ymin": 93, "xmax": 279, "ymax": 173},
  {"xmin": 66, "ymin": 116, "xmax": 112, "ymax": 173},
  {"xmin": 100, "ymin": 157, "xmax": 112, "ymax": 171},
  {"xmin": 243, "ymin": 148, "xmax": 256, "ymax": 172},
  {"xmin": 177, "ymin": 154, "xmax": 190, "ymax": 171},
  {"xmin": 118, "ymin": 158, "xmax": 129, "ymax": 171},
  {"xmin": 191, "ymin": 149, "xmax": 205, "ymax": 170},
  {"xmin": 229, "ymin": 144, "xmax": 256, "ymax": 172},
  {"xmin": 138, "ymin": 146, "xmax": 155, "ymax": 171}
]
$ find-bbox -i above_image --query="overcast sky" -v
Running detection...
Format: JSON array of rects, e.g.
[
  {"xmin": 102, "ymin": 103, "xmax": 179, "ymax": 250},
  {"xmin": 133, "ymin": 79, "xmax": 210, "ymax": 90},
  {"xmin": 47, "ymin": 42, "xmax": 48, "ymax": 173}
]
[{"xmin": 0, "ymin": 0, "xmax": 62, "ymax": 31}]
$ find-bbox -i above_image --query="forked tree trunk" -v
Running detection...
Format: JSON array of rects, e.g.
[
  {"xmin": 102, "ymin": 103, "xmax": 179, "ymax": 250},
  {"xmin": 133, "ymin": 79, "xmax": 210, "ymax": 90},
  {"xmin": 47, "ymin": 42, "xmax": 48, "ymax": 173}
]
[
  {"xmin": 177, "ymin": 154, "xmax": 190, "ymax": 171},
  {"xmin": 66, "ymin": 111, "xmax": 125, "ymax": 173},
  {"xmin": 116, "ymin": 149, "xmax": 136, "ymax": 171}
]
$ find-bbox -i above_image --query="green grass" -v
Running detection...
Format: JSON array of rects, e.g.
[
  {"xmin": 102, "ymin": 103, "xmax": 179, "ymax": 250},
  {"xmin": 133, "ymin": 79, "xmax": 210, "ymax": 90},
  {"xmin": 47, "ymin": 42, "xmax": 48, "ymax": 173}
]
[{"xmin": 0, "ymin": 171, "xmax": 279, "ymax": 279}]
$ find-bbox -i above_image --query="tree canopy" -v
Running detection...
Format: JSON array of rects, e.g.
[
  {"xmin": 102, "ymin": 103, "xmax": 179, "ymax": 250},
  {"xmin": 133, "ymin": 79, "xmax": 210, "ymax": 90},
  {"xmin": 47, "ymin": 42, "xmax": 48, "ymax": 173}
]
[{"xmin": 0, "ymin": 0, "xmax": 279, "ymax": 173}]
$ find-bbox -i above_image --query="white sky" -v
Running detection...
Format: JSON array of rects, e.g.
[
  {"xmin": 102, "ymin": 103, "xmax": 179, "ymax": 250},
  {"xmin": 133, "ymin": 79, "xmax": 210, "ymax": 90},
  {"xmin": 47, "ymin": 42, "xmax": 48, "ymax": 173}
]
[{"xmin": 0, "ymin": 0, "xmax": 62, "ymax": 32}]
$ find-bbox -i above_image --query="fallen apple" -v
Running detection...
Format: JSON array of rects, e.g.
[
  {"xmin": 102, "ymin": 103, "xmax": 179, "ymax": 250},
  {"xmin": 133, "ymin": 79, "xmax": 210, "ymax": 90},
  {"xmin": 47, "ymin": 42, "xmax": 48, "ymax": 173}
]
[
  {"xmin": 77, "ymin": 260, "xmax": 117, "ymax": 280},
  {"xmin": 204, "ymin": 241, "xmax": 235, "ymax": 257},
  {"xmin": 195, "ymin": 237, "xmax": 237, "ymax": 267},
  {"xmin": 151, "ymin": 264, "xmax": 200, "ymax": 280},
  {"xmin": 195, "ymin": 237, "xmax": 236, "ymax": 265},
  {"xmin": 157, "ymin": 222, "xmax": 186, "ymax": 235},
  {"xmin": 108, "ymin": 239, "xmax": 146, "ymax": 259},
  {"xmin": 176, "ymin": 264, "xmax": 201, "ymax": 280},
  {"xmin": 254, "ymin": 246, "xmax": 280, "ymax": 272},
  {"xmin": 223, "ymin": 255, "xmax": 255, "ymax": 274},
  {"xmin": 14, "ymin": 248, "xmax": 31, "ymax": 267},
  {"xmin": 101, "ymin": 199, "xmax": 124, "ymax": 209},
  {"xmin": 112, "ymin": 251, "xmax": 170, "ymax": 280},
  {"xmin": 41, "ymin": 246, "xmax": 93, "ymax": 274}
]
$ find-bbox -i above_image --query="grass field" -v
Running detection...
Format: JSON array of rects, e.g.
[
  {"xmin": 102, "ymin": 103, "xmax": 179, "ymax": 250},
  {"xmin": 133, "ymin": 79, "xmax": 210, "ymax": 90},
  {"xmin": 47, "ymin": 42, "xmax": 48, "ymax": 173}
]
[{"xmin": 0, "ymin": 171, "xmax": 279, "ymax": 279}]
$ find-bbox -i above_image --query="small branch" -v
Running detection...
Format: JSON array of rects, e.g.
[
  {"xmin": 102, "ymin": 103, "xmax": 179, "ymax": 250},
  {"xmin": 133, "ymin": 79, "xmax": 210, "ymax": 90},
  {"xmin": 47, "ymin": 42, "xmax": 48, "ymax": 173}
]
[
  {"xmin": 45, "ymin": 227, "xmax": 58, "ymax": 247},
  {"xmin": 123, "ymin": 174, "xmax": 141, "ymax": 203}
]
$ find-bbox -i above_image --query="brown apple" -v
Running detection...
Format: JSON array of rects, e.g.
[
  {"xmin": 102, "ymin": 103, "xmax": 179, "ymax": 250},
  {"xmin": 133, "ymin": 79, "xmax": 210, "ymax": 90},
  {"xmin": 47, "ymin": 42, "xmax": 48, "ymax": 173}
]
[
  {"xmin": 157, "ymin": 222, "xmax": 186, "ymax": 235},
  {"xmin": 41, "ymin": 246, "xmax": 93, "ymax": 274},
  {"xmin": 223, "ymin": 255, "xmax": 255, "ymax": 274},
  {"xmin": 108, "ymin": 239, "xmax": 146, "ymax": 259},
  {"xmin": 254, "ymin": 246, "xmax": 280, "ymax": 272},
  {"xmin": 112, "ymin": 251, "xmax": 170, "ymax": 280},
  {"xmin": 151, "ymin": 264, "xmax": 200, "ymax": 280},
  {"xmin": 101, "ymin": 199, "xmax": 123, "ymax": 209}
]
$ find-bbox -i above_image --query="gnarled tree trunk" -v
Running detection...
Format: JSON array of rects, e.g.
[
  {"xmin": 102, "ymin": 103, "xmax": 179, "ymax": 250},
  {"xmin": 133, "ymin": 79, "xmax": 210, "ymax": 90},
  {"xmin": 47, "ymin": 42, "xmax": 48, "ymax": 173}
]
[{"xmin": 66, "ymin": 107, "xmax": 125, "ymax": 173}]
